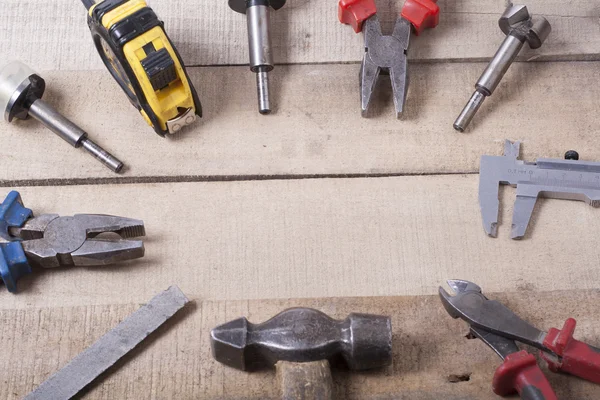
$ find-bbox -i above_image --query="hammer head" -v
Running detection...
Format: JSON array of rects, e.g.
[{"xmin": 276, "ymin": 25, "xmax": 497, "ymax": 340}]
[{"xmin": 211, "ymin": 308, "xmax": 392, "ymax": 372}]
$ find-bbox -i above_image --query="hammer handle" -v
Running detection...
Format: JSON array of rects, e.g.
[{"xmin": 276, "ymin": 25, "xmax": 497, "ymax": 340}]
[{"xmin": 276, "ymin": 360, "xmax": 334, "ymax": 400}]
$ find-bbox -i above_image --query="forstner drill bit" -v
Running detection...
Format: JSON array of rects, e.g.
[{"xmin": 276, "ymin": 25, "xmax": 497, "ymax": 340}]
[
  {"xmin": 229, "ymin": 0, "xmax": 287, "ymax": 115},
  {"xmin": 0, "ymin": 61, "xmax": 124, "ymax": 172},
  {"xmin": 454, "ymin": 5, "xmax": 551, "ymax": 132}
]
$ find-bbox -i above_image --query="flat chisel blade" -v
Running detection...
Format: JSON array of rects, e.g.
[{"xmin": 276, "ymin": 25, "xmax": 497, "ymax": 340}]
[{"xmin": 24, "ymin": 286, "xmax": 189, "ymax": 400}]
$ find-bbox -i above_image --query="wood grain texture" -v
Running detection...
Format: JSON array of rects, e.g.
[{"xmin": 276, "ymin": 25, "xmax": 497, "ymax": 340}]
[
  {"xmin": 1, "ymin": 1, "xmax": 598, "ymax": 398},
  {"xmin": 1, "ymin": 176, "xmax": 599, "ymax": 309},
  {"xmin": 1, "ymin": 61, "xmax": 599, "ymax": 182},
  {"xmin": 277, "ymin": 360, "xmax": 334, "ymax": 400},
  {"xmin": 1, "ymin": 1, "xmax": 599, "ymax": 71},
  {"xmin": 2, "ymin": 291, "xmax": 600, "ymax": 399}
]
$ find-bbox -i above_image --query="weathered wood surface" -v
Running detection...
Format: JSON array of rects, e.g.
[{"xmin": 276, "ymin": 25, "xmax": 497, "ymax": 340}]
[
  {"xmin": 1, "ymin": 1, "xmax": 599, "ymax": 398},
  {"xmin": 0, "ymin": 177, "xmax": 599, "ymax": 310},
  {"xmin": 2, "ymin": 291, "xmax": 599, "ymax": 399},
  {"xmin": 1, "ymin": 0, "xmax": 599, "ymax": 71},
  {"xmin": 1, "ymin": 61, "xmax": 599, "ymax": 183}
]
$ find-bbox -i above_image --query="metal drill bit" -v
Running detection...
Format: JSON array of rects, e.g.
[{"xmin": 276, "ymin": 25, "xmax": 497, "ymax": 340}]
[
  {"xmin": 454, "ymin": 5, "xmax": 551, "ymax": 132},
  {"xmin": 0, "ymin": 61, "xmax": 125, "ymax": 172},
  {"xmin": 229, "ymin": 0, "xmax": 286, "ymax": 115}
]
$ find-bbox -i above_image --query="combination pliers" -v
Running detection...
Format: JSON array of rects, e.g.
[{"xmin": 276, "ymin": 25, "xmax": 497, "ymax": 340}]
[
  {"xmin": 0, "ymin": 191, "xmax": 145, "ymax": 293},
  {"xmin": 440, "ymin": 280, "xmax": 600, "ymax": 399}
]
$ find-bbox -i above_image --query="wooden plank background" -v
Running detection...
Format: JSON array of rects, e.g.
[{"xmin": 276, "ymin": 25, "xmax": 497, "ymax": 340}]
[
  {"xmin": 1, "ymin": 0, "xmax": 599, "ymax": 398},
  {"xmin": 3, "ymin": 291, "xmax": 600, "ymax": 399},
  {"xmin": 2, "ymin": 62, "xmax": 600, "ymax": 183},
  {"xmin": 1, "ymin": 179, "xmax": 600, "ymax": 310},
  {"xmin": 1, "ymin": 0, "xmax": 599, "ymax": 71}
]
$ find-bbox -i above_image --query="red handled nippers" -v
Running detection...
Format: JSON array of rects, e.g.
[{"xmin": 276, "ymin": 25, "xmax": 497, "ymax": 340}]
[
  {"xmin": 440, "ymin": 280, "xmax": 600, "ymax": 399},
  {"xmin": 338, "ymin": 0, "xmax": 439, "ymax": 118}
]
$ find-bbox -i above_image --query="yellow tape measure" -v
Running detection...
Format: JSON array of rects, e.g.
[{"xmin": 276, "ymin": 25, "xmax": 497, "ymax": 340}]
[{"xmin": 84, "ymin": 0, "xmax": 201, "ymax": 136}]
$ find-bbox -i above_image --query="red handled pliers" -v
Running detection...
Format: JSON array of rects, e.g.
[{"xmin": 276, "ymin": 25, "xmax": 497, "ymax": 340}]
[
  {"xmin": 440, "ymin": 280, "xmax": 600, "ymax": 399},
  {"xmin": 338, "ymin": 0, "xmax": 439, "ymax": 118}
]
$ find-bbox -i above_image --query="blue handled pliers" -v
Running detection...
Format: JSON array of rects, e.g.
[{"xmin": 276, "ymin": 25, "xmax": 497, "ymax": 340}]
[{"xmin": 0, "ymin": 191, "xmax": 145, "ymax": 293}]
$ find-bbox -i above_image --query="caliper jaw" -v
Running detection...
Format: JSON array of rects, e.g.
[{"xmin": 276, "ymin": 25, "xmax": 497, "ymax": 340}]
[
  {"xmin": 479, "ymin": 141, "xmax": 522, "ymax": 238},
  {"xmin": 479, "ymin": 141, "xmax": 600, "ymax": 239}
]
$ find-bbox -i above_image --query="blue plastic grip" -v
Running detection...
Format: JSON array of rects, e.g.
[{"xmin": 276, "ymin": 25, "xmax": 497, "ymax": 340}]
[
  {"xmin": 0, "ymin": 243, "xmax": 30, "ymax": 293},
  {"xmin": 0, "ymin": 191, "xmax": 33, "ymax": 293}
]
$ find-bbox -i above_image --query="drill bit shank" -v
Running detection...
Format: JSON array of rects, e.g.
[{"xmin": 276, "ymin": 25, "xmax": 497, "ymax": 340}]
[
  {"xmin": 230, "ymin": 0, "xmax": 286, "ymax": 115},
  {"xmin": 248, "ymin": 3, "xmax": 273, "ymax": 114},
  {"xmin": 454, "ymin": 5, "xmax": 551, "ymax": 132},
  {"xmin": 0, "ymin": 61, "xmax": 124, "ymax": 172},
  {"xmin": 28, "ymin": 99, "xmax": 123, "ymax": 172}
]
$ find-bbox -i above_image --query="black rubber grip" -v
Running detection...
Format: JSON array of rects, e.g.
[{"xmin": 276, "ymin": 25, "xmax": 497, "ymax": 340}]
[{"xmin": 81, "ymin": 0, "xmax": 96, "ymax": 10}]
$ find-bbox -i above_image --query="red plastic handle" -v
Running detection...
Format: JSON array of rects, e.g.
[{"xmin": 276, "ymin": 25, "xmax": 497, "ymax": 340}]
[
  {"xmin": 401, "ymin": 0, "xmax": 440, "ymax": 35},
  {"xmin": 541, "ymin": 318, "xmax": 600, "ymax": 384},
  {"xmin": 338, "ymin": 0, "xmax": 377, "ymax": 33},
  {"xmin": 493, "ymin": 351, "xmax": 557, "ymax": 400}
]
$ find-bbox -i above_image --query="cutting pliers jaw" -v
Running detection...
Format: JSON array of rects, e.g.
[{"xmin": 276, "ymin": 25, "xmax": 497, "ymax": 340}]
[{"xmin": 438, "ymin": 279, "xmax": 484, "ymax": 320}]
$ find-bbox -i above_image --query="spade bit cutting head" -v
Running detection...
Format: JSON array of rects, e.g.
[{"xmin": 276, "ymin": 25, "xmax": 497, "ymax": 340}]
[
  {"xmin": 498, "ymin": 4, "xmax": 551, "ymax": 50},
  {"xmin": 479, "ymin": 140, "xmax": 600, "ymax": 239}
]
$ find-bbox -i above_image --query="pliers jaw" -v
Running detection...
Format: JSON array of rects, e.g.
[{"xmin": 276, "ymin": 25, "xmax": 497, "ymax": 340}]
[
  {"xmin": 439, "ymin": 280, "xmax": 600, "ymax": 397},
  {"xmin": 339, "ymin": 0, "xmax": 439, "ymax": 119},
  {"xmin": 438, "ymin": 279, "xmax": 484, "ymax": 320},
  {"xmin": 439, "ymin": 279, "xmax": 544, "ymax": 348},
  {"xmin": 16, "ymin": 214, "xmax": 145, "ymax": 269},
  {"xmin": 360, "ymin": 16, "xmax": 411, "ymax": 119},
  {"xmin": 0, "ymin": 191, "xmax": 146, "ymax": 293}
]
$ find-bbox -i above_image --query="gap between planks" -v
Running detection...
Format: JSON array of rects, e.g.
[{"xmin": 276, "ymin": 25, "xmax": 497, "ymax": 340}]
[
  {"xmin": 3, "ymin": 62, "xmax": 599, "ymax": 182},
  {"xmin": 0, "ymin": 171, "xmax": 477, "ymax": 189}
]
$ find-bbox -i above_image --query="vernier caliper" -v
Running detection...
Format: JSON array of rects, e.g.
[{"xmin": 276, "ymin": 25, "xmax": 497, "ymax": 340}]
[{"xmin": 480, "ymin": 140, "xmax": 600, "ymax": 239}]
